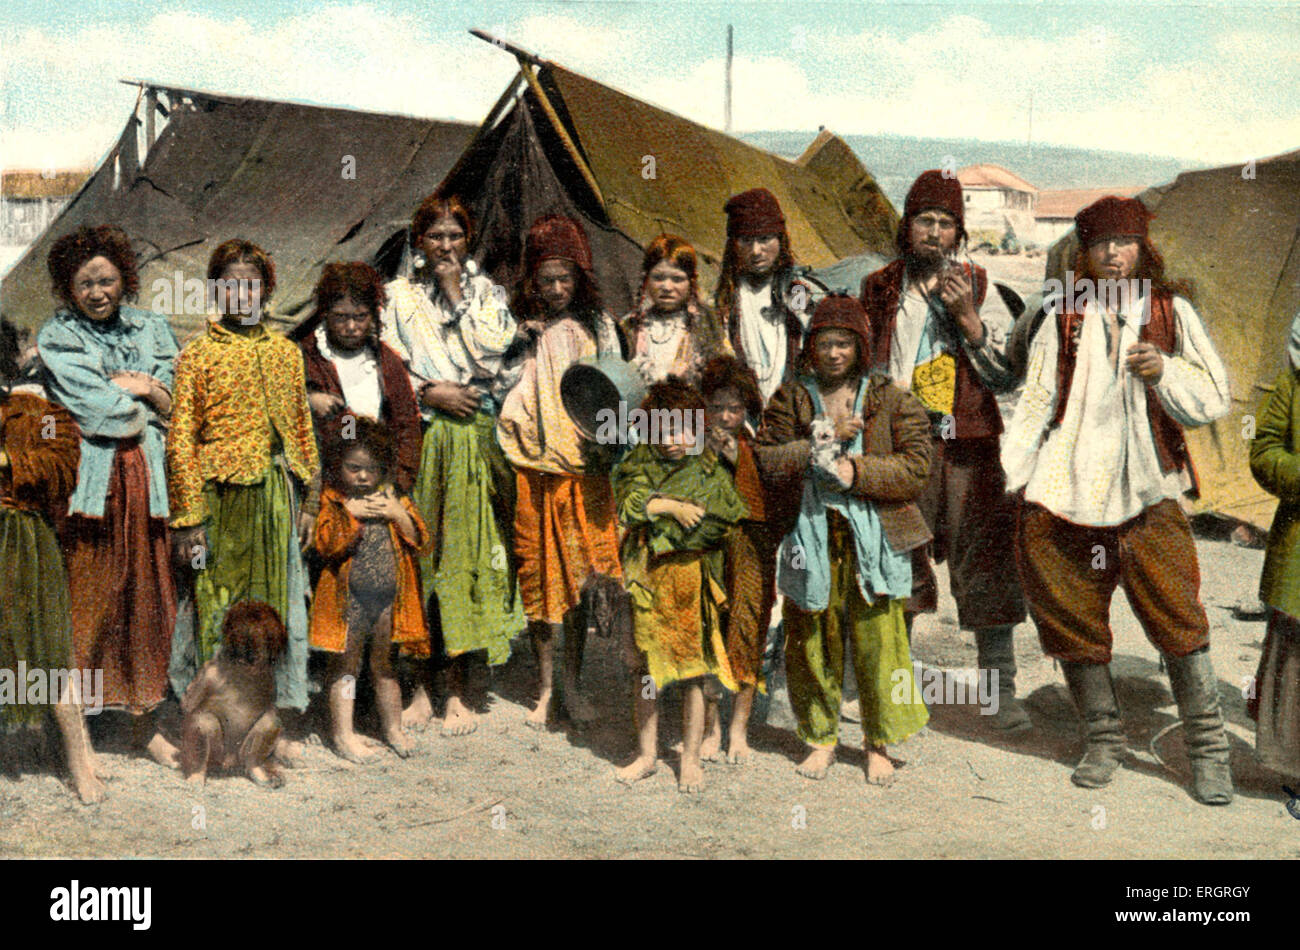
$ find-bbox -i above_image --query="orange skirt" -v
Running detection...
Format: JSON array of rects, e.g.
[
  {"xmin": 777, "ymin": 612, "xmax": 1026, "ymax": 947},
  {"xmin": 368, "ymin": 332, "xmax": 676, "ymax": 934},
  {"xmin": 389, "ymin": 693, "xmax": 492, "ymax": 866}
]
[{"xmin": 514, "ymin": 469, "xmax": 621, "ymax": 625}]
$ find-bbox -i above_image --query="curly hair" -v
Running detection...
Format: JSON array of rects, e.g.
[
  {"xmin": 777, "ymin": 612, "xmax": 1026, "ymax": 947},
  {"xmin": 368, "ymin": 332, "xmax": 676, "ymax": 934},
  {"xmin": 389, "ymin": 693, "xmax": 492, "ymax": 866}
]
[
  {"xmin": 312, "ymin": 261, "xmax": 387, "ymax": 332},
  {"xmin": 641, "ymin": 377, "xmax": 706, "ymax": 416},
  {"xmin": 698, "ymin": 355, "xmax": 763, "ymax": 420},
  {"xmin": 221, "ymin": 600, "xmax": 288, "ymax": 666},
  {"xmin": 713, "ymin": 232, "xmax": 795, "ymax": 322},
  {"xmin": 640, "ymin": 234, "xmax": 700, "ymax": 303},
  {"xmin": 46, "ymin": 225, "xmax": 139, "ymax": 306},
  {"xmin": 207, "ymin": 238, "xmax": 277, "ymax": 298},
  {"xmin": 322, "ymin": 416, "xmax": 396, "ymax": 492},
  {"xmin": 410, "ymin": 192, "xmax": 474, "ymax": 249}
]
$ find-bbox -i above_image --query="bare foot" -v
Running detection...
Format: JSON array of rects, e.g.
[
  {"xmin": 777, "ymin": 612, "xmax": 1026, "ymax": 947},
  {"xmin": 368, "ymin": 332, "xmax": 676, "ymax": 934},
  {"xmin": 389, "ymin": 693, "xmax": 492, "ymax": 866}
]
[
  {"xmin": 384, "ymin": 730, "xmax": 414, "ymax": 758},
  {"xmin": 90, "ymin": 751, "xmax": 116, "ymax": 782},
  {"xmin": 525, "ymin": 691, "xmax": 553, "ymax": 730},
  {"xmin": 248, "ymin": 766, "xmax": 285, "ymax": 788},
  {"xmin": 184, "ymin": 772, "xmax": 205, "ymax": 787},
  {"xmin": 442, "ymin": 695, "xmax": 479, "ymax": 737},
  {"xmin": 726, "ymin": 735, "xmax": 752, "ymax": 764},
  {"xmin": 615, "ymin": 755, "xmax": 659, "ymax": 784},
  {"xmin": 796, "ymin": 746, "xmax": 835, "ymax": 779},
  {"xmin": 275, "ymin": 737, "xmax": 306, "ymax": 767},
  {"xmin": 71, "ymin": 771, "xmax": 107, "ymax": 805},
  {"xmin": 700, "ymin": 726, "xmax": 722, "ymax": 762},
  {"xmin": 865, "ymin": 745, "xmax": 896, "ymax": 786},
  {"xmin": 678, "ymin": 759, "xmax": 704, "ymax": 793},
  {"xmin": 402, "ymin": 687, "xmax": 435, "ymax": 732},
  {"xmin": 331, "ymin": 733, "xmax": 377, "ymax": 764},
  {"xmin": 564, "ymin": 691, "xmax": 598, "ymax": 727},
  {"xmin": 145, "ymin": 731, "xmax": 181, "ymax": 770}
]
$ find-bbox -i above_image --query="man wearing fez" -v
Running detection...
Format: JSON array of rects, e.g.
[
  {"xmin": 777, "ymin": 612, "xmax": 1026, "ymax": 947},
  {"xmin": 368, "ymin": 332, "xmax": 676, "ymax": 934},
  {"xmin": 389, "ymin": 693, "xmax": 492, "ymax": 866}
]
[
  {"xmin": 859, "ymin": 170, "xmax": 1027, "ymax": 730},
  {"xmin": 1002, "ymin": 196, "xmax": 1233, "ymax": 804},
  {"xmin": 716, "ymin": 188, "xmax": 821, "ymax": 407}
]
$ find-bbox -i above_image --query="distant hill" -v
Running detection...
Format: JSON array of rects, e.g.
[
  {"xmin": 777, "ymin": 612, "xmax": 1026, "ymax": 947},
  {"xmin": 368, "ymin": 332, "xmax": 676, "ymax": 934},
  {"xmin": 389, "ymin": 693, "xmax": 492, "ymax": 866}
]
[{"xmin": 743, "ymin": 131, "xmax": 1203, "ymax": 211}]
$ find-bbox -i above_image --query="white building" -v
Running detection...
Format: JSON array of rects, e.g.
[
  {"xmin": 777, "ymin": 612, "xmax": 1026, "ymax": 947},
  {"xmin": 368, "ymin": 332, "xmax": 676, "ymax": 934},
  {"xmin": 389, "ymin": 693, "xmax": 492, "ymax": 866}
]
[
  {"xmin": 956, "ymin": 164, "xmax": 1038, "ymax": 247},
  {"xmin": 1033, "ymin": 186, "xmax": 1144, "ymax": 247}
]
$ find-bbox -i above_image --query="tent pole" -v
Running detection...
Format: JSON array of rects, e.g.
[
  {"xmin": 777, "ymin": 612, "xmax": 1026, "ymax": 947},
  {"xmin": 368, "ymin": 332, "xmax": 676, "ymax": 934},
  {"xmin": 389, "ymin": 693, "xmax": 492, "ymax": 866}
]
[
  {"xmin": 145, "ymin": 88, "xmax": 157, "ymax": 153},
  {"xmin": 515, "ymin": 62, "xmax": 605, "ymax": 210}
]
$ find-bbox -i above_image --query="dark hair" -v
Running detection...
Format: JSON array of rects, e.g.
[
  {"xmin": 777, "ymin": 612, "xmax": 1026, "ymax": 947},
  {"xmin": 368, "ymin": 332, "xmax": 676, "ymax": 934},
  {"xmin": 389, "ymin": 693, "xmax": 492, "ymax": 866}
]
[
  {"xmin": 312, "ymin": 261, "xmax": 387, "ymax": 345},
  {"xmin": 641, "ymin": 377, "xmax": 706, "ymax": 416},
  {"xmin": 207, "ymin": 238, "xmax": 277, "ymax": 298},
  {"xmin": 221, "ymin": 600, "xmax": 288, "ymax": 666},
  {"xmin": 511, "ymin": 257, "xmax": 605, "ymax": 327},
  {"xmin": 1072, "ymin": 236, "xmax": 1193, "ymax": 301},
  {"xmin": 698, "ymin": 355, "xmax": 763, "ymax": 420},
  {"xmin": 0, "ymin": 317, "xmax": 21, "ymax": 386},
  {"xmin": 46, "ymin": 225, "xmax": 140, "ymax": 307},
  {"xmin": 322, "ymin": 416, "xmax": 396, "ymax": 491},
  {"xmin": 410, "ymin": 192, "xmax": 474, "ymax": 249},
  {"xmin": 713, "ymin": 231, "xmax": 795, "ymax": 321}
]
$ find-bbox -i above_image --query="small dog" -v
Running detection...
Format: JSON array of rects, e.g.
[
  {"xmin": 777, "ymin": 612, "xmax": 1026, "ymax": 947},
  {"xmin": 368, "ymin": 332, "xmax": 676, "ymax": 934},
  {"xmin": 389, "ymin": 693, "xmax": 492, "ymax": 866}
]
[{"xmin": 809, "ymin": 416, "xmax": 845, "ymax": 482}]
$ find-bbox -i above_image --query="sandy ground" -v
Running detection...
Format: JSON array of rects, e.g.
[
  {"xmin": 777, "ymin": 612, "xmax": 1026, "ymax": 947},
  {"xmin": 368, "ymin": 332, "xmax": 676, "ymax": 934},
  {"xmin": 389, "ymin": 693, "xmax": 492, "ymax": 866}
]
[
  {"xmin": 4, "ymin": 250, "xmax": 1295, "ymax": 860},
  {"xmin": 1, "ymin": 533, "xmax": 1294, "ymax": 861}
]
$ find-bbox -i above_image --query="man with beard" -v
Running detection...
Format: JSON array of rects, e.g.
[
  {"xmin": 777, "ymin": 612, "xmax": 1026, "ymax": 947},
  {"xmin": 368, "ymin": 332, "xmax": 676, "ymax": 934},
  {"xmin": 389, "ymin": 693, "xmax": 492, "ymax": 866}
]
[
  {"xmin": 1002, "ymin": 196, "xmax": 1232, "ymax": 804},
  {"xmin": 859, "ymin": 170, "xmax": 1028, "ymax": 730}
]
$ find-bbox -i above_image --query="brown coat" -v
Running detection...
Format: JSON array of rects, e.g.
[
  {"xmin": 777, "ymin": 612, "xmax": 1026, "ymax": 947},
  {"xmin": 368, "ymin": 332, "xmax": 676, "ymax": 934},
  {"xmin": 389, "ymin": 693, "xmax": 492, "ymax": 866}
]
[{"xmin": 758, "ymin": 373, "xmax": 933, "ymax": 553}]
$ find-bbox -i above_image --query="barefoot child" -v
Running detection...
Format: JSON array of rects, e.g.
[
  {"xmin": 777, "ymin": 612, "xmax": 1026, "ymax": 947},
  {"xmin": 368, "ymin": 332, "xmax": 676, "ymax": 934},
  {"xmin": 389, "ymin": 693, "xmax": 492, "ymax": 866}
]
[
  {"xmin": 698, "ymin": 356, "xmax": 788, "ymax": 763},
  {"xmin": 612, "ymin": 380, "xmax": 748, "ymax": 792},
  {"xmin": 0, "ymin": 318, "xmax": 105, "ymax": 803},
  {"xmin": 760, "ymin": 295, "xmax": 932, "ymax": 784},
  {"xmin": 498, "ymin": 215, "xmax": 624, "ymax": 729},
  {"xmin": 311, "ymin": 420, "xmax": 431, "ymax": 761}
]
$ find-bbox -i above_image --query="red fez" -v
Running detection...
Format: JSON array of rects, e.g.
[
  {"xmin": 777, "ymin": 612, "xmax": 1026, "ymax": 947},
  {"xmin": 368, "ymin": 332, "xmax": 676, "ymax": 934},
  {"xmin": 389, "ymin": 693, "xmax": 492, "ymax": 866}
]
[
  {"xmin": 725, "ymin": 188, "xmax": 786, "ymax": 238},
  {"xmin": 803, "ymin": 294, "xmax": 872, "ymax": 366},
  {"xmin": 525, "ymin": 214, "xmax": 594, "ymax": 277},
  {"xmin": 904, "ymin": 170, "xmax": 965, "ymax": 227},
  {"xmin": 1075, "ymin": 196, "xmax": 1152, "ymax": 248}
]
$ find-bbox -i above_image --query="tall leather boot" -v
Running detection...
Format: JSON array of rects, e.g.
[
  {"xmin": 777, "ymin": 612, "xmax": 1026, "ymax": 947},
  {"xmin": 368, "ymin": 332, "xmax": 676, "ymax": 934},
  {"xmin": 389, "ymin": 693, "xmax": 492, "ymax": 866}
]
[
  {"xmin": 1163, "ymin": 648, "xmax": 1234, "ymax": 806},
  {"xmin": 1060, "ymin": 661, "xmax": 1127, "ymax": 787},
  {"xmin": 974, "ymin": 625, "xmax": 1031, "ymax": 731}
]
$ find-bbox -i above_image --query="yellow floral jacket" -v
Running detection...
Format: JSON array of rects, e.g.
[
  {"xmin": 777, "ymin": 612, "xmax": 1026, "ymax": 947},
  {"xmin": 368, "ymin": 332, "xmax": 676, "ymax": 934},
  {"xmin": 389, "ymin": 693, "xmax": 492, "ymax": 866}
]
[{"xmin": 167, "ymin": 320, "xmax": 320, "ymax": 528}]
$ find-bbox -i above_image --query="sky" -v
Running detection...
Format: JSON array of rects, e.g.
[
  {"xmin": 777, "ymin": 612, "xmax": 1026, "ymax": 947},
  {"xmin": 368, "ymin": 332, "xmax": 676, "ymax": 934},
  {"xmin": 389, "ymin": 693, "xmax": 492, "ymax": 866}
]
[{"xmin": 1, "ymin": 0, "xmax": 1298, "ymax": 172}]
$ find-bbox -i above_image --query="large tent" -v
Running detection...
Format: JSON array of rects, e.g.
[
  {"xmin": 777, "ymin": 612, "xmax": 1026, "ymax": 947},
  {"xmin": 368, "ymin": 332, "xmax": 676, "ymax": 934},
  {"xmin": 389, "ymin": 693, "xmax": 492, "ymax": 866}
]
[
  {"xmin": 416, "ymin": 44, "xmax": 898, "ymax": 317},
  {"xmin": 1045, "ymin": 149, "xmax": 1300, "ymax": 529},
  {"xmin": 0, "ymin": 83, "xmax": 475, "ymax": 342}
]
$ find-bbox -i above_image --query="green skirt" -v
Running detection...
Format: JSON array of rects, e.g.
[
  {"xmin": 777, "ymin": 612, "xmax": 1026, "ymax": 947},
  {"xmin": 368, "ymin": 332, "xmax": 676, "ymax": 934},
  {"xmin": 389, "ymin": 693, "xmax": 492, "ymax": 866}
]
[
  {"xmin": 0, "ymin": 507, "xmax": 73, "ymax": 728},
  {"xmin": 168, "ymin": 462, "xmax": 310, "ymax": 711},
  {"xmin": 411, "ymin": 408, "xmax": 523, "ymax": 666}
]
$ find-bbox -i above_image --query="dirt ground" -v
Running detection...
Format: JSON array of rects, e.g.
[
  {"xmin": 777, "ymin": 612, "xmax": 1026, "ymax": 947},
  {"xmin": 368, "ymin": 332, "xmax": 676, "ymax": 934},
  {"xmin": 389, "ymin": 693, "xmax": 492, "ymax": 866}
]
[
  {"xmin": 5, "ymin": 252, "xmax": 1296, "ymax": 860},
  {"xmin": 2, "ymin": 532, "xmax": 1295, "ymax": 861}
]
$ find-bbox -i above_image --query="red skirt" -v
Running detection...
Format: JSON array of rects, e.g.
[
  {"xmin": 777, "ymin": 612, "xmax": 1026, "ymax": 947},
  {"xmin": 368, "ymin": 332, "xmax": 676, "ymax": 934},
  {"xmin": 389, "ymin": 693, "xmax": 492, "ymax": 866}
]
[{"xmin": 62, "ymin": 442, "xmax": 176, "ymax": 713}]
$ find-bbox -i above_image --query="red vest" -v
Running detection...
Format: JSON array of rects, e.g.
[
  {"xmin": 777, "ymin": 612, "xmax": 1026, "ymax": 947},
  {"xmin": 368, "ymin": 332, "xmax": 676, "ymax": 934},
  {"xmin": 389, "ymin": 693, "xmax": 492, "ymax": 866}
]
[
  {"xmin": 859, "ymin": 258, "xmax": 1002, "ymax": 440},
  {"xmin": 1048, "ymin": 290, "xmax": 1198, "ymax": 497}
]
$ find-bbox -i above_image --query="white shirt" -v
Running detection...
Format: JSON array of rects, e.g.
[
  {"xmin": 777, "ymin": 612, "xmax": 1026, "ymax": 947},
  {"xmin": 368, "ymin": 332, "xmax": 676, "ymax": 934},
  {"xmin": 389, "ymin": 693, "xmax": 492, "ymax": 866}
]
[
  {"xmin": 640, "ymin": 311, "xmax": 689, "ymax": 383},
  {"xmin": 315, "ymin": 324, "xmax": 382, "ymax": 421},
  {"xmin": 737, "ymin": 280, "xmax": 787, "ymax": 402},
  {"xmin": 887, "ymin": 271, "xmax": 1017, "ymax": 394},
  {"xmin": 1001, "ymin": 292, "xmax": 1230, "ymax": 527}
]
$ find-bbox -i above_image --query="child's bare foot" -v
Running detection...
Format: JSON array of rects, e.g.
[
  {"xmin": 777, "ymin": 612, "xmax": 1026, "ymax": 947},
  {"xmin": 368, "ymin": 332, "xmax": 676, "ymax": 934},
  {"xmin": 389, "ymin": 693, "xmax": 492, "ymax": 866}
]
[
  {"xmin": 402, "ymin": 687, "xmax": 435, "ymax": 732},
  {"xmin": 614, "ymin": 755, "xmax": 659, "ymax": 784},
  {"xmin": 90, "ymin": 751, "xmax": 116, "ymax": 782},
  {"xmin": 525, "ymin": 691, "xmax": 553, "ymax": 730},
  {"xmin": 274, "ymin": 737, "xmax": 307, "ymax": 768},
  {"xmin": 700, "ymin": 726, "xmax": 722, "ymax": 762},
  {"xmin": 796, "ymin": 746, "xmax": 835, "ymax": 779},
  {"xmin": 726, "ymin": 735, "xmax": 753, "ymax": 764},
  {"xmin": 678, "ymin": 759, "xmax": 704, "ymax": 793},
  {"xmin": 865, "ymin": 745, "xmax": 896, "ymax": 786},
  {"xmin": 145, "ymin": 731, "xmax": 181, "ymax": 769},
  {"xmin": 71, "ymin": 770, "xmax": 107, "ymax": 805},
  {"xmin": 183, "ymin": 772, "xmax": 205, "ymax": 788},
  {"xmin": 442, "ymin": 695, "xmax": 479, "ymax": 737},
  {"xmin": 248, "ymin": 765, "xmax": 285, "ymax": 788},
  {"xmin": 384, "ymin": 729, "xmax": 414, "ymax": 758},
  {"xmin": 331, "ymin": 733, "xmax": 377, "ymax": 764}
]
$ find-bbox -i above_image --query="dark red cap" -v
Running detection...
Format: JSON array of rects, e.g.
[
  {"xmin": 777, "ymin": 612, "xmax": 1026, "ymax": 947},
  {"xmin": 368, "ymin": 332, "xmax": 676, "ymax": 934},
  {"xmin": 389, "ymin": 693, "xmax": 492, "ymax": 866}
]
[
  {"xmin": 904, "ymin": 170, "xmax": 965, "ymax": 227},
  {"xmin": 725, "ymin": 188, "xmax": 786, "ymax": 238},
  {"xmin": 802, "ymin": 294, "xmax": 872, "ymax": 370},
  {"xmin": 1075, "ymin": 196, "xmax": 1152, "ymax": 248},
  {"xmin": 525, "ymin": 214, "xmax": 594, "ymax": 277}
]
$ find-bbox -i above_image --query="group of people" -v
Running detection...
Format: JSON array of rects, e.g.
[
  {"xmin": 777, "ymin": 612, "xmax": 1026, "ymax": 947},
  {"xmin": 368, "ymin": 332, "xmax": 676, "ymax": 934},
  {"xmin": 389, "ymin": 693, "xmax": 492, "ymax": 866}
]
[{"xmin": 0, "ymin": 169, "xmax": 1295, "ymax": 807}]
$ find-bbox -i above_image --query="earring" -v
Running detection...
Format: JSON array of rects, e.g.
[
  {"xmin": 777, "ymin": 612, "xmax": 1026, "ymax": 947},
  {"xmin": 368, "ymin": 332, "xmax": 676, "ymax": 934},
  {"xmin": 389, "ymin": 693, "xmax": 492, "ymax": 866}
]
[{"xmin": 413, "ymin": 253, "xmax": 427, "ymax": 270}]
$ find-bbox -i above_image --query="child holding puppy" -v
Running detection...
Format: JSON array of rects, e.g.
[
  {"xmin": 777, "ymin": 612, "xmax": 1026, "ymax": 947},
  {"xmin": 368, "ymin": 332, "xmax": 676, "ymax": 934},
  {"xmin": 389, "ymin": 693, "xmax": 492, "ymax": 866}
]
[
  {"xmin": 760, "ymin": 295, "xmax": 932, "ymax": 784},
  {"xmin": 311, "ymin": 419, "xmax": 431, "ymax": 761},
  {"xmin": 612, "ymin": 380, "xmax": 748, "ymax": 792}
]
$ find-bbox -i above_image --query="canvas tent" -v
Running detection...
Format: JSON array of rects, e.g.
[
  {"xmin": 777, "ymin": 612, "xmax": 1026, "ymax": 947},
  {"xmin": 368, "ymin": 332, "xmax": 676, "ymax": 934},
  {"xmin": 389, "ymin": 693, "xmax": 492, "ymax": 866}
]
[
  {"xmin": 1045, "ymin": 149, "xmax": 1300, "ymax": 529},
  {"xmin": 416, "ymin": 43, "xmax": 898, "ymax": 317},
  {"xmin": 0, "ymin": 83, "xmax": 476, "ymax": 342}
]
